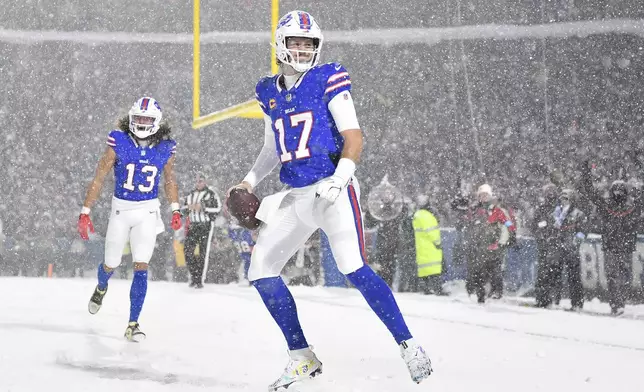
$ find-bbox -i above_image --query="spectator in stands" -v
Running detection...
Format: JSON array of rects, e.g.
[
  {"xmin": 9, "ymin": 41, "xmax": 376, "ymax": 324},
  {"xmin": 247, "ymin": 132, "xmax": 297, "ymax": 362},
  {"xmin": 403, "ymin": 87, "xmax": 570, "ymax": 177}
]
[
  {"xmin": 552, "ymin": 189, "xmax": 587, "ymax": 311},
  {"xmin": 469, "ymin": 184, "xmax": 516, "ymax": 303},
  {"xmin": 580, "ymin": 160, "xmax": 643, "ymax": 315},
  {"xmin": 450, "ymin": 190, "xmax": 476, "ymax": 295},
  {"xmin": 532, "ymin": 183, "xmax": 560, "ymax": 307},
  {"xmin": 395, "ymin": 201, "xmax": 418, "ymax": 293}
]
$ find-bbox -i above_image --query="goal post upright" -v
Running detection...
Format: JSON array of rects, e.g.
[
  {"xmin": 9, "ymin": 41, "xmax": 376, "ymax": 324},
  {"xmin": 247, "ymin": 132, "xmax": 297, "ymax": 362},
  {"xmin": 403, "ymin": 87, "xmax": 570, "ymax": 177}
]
[
  {"xmin": 270, "ymin": 0, "xmax": 279, "ymax": 76},
  {"xmin": 192, "ymin": 0, "xmax": 200, "ymax": 122}
]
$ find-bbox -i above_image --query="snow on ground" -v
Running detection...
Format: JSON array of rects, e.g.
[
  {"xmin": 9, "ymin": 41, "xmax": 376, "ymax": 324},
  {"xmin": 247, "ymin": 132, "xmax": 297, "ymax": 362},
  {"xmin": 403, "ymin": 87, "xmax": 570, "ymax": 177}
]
[{"xmin": 1, "ymin": 277, "xmax": 643, "ymax": 392}]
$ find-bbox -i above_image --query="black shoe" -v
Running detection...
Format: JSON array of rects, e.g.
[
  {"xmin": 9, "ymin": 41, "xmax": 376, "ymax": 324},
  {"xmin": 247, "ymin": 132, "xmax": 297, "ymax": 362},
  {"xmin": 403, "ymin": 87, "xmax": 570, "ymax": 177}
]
[
  {"xmin": 195, "ymin": 282, "xmax": 204, "ymax": 289},
  {"xmin": 88, "ymin": 285, "xmax": 107, "ymax": 314},
  {"xmin": 188, "ymin": 281, "xmax": 197, "ymax": 288}
]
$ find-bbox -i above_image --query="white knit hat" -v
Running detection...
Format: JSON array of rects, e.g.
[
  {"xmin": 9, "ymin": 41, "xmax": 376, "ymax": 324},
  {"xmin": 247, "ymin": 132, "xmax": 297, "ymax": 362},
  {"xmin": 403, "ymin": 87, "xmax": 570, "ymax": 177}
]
[{"xmin": 477, "ymin": 183, "xmax": 493, "ymax": 196}]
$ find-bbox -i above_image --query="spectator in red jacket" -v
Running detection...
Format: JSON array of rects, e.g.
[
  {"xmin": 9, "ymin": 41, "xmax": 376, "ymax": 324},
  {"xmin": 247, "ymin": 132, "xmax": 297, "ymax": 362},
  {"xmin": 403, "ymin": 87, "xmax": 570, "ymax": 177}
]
[{"xmin": 469, "ymin": 184, "xmax": 517, "ymax": 303}]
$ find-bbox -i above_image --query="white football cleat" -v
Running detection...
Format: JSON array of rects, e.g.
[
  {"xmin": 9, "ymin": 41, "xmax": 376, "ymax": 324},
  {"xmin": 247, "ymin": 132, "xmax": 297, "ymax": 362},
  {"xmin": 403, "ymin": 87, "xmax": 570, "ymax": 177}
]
[
  {"xmin": 124, "ymin": 322, "xmax": 146, "ymax": 342},
  {"xmin": 268, "ymin": 347, "xmax": 323, "ymax": 391},
  {"xmin": 400, "ymin": 338, "xmax": 432, "ymax": 383}
]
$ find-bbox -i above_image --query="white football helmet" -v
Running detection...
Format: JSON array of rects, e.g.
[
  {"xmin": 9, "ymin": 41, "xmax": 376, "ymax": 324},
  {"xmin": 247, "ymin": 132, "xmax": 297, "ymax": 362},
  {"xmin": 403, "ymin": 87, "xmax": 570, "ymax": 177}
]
[
  {"xmin": 128, "ymin": 97, "xmax": 162, "ymax": 139},
  {"xmin": 275, "ymin": 10, "xmax": 323, "ymax": 73}
]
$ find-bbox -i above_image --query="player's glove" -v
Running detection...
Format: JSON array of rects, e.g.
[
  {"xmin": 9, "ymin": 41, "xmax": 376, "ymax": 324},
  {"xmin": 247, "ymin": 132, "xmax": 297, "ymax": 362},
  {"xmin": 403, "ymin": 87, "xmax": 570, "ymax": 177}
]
[
  {"xmin": 171, "ymin": 202, "xmax": 182, "ymax": 231},
  {"xmin": 316, "ymin": 175, "xmax": 347, "ymax": 203},
  {"xmin": 78, "ymin": 208, "xmax": 95, "ymax": 240},
  {"xmin": 315, "ymin": 158, "xmax": 356, "ymax": 203}
]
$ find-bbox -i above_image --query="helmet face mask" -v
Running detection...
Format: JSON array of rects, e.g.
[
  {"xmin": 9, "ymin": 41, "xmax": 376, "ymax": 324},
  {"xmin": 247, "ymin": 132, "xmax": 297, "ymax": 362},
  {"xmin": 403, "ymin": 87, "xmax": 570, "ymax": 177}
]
[
  {"xmin": 275, "ymin": 11, "xmax": 323, "ymax": 73},
  {"xmin": 128, "ymin": 97, "xmax": 162, "ymax": 139},
  {"xmin": 285, "ymin": 37, "xmax": 317, "ymax": 67}
]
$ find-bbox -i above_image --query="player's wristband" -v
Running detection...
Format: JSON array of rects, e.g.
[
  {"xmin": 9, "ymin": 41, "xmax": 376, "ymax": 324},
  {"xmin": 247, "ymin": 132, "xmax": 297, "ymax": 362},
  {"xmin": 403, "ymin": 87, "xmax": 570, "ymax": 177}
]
[
  {"xmin": 171, "ymin": 202, "xmax": 180, "ymax": 212},
  {"xmin": 334, "ymin": 158, "xmax": 356, "ymax": 184},
  {"xmin": 80, "ymin": 206, "xmax": 91, "ymax": 215}
]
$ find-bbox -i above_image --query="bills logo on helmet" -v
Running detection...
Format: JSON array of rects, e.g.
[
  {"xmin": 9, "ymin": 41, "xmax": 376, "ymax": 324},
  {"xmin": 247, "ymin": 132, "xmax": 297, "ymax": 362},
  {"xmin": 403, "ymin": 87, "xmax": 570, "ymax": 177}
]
[
  {"xmin": 298, "ymin": 12, "xmax": 311, "ymax": 31},
  {"xmin": 277, "ymin": 13, "xmax": 293, "ymax": 28}
]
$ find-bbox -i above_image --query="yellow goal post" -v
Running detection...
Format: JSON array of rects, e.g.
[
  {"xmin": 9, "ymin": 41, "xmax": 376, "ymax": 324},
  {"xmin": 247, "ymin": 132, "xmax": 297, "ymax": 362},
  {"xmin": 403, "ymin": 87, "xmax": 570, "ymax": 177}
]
[{"xmin": 191, "ymin": 0, "xmax": 279, "ymax": 129}]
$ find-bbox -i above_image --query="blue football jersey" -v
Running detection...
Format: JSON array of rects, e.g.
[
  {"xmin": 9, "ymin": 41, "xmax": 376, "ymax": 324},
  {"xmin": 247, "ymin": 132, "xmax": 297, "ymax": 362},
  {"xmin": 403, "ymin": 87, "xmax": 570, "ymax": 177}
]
[
  {"xmin": 228, "ymin": 225, "xmax": 255, "ymax": 279},
  {"xmin": 106, "ymin": 130, "xmax": 176, "ymax": 201},
  {"xmin": 255, "ymin": 62, "xmax": 353, "ymax": 187},
  {"xmin": 228, "ymin": 226, "xmax": 255, "ymax": 259}
]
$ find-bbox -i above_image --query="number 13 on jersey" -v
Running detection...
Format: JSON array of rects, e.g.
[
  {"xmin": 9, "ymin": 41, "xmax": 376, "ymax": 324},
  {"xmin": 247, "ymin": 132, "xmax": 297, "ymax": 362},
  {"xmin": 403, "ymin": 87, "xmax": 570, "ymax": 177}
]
[
  {"xmin": 123, "ymin": 163, "xmax": 158, "ymax": 192},
  {"xmin": 274, "ymin": 111, "xmax": 313, "ymax": 163}
]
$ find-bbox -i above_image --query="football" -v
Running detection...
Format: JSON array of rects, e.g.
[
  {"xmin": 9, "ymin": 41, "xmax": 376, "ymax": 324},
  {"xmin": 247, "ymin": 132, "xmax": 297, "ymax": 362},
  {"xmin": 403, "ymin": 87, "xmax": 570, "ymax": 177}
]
[{"xmin": 226, "ymin": 188, "xmax": 261, "ymax": 230}]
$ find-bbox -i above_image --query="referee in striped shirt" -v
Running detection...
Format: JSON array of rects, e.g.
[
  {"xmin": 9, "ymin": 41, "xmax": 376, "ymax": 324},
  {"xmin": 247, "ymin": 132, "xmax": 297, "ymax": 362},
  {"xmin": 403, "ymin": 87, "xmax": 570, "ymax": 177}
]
[{"xmin": 181, "ymin": 173, "xmax": 222, "ymax": 288}]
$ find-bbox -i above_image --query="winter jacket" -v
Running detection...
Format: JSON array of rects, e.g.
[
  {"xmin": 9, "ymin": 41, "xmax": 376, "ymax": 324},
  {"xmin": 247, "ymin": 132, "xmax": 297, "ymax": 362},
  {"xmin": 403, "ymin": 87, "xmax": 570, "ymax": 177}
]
[{"xmin": 581, "ymin": 170, "xmax": 642, "ymax": 254}]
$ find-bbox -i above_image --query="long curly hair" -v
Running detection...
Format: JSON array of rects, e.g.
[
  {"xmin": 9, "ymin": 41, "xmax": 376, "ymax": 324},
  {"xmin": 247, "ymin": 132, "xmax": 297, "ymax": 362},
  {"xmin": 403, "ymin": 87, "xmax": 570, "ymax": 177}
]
[{"xmin": 118, "ymin": 116, "xmax": 173, "ymax": 144}]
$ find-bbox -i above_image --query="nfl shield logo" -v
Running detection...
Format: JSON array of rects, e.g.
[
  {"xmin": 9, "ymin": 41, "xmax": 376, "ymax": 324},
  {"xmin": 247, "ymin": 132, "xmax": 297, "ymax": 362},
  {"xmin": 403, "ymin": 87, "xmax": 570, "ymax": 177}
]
[
  {"xmin": 286, "ymin": 94, "xmax": 292, "ymax": 102},
  {"xmin": 141, "ymin": 151, "xmax": 146, "ymax": 156}
]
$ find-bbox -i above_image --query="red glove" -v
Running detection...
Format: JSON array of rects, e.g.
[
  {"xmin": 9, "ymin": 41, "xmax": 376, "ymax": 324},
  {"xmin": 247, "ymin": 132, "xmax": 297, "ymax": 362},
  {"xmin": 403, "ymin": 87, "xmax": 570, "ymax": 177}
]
[
  {"xmin": 171, "ymin": 211, "xmax": 182, "ymax": 231},
  {"xmin": 78, "ymin": 214, "xmax": 95, "ymax": 240}
]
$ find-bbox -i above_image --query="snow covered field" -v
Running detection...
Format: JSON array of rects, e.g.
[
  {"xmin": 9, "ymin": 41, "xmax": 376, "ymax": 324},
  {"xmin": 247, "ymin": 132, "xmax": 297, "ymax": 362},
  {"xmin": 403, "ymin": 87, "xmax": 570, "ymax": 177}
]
[{"xmin": 1, "ymin": 277, "xmax": 643, "ymax": 392}]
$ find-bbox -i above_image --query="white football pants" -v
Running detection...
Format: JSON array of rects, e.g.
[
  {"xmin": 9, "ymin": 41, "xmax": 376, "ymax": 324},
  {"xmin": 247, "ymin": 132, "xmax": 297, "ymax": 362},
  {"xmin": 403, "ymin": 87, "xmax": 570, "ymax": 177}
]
[
  {"xmin": 248, "ymin": 177, "xmax": 367, "ymax": 281},
  {"xmin": 104, "ymin": 197, "xmax": 163, "ymax": 268}
]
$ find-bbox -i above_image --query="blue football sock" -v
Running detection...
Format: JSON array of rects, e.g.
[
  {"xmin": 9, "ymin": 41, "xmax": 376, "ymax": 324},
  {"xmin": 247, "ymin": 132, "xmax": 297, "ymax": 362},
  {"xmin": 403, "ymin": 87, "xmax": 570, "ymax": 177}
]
[
  {"xmin": 129, "ymin": 270, "xmax": 148, "ymax": 323},
  {"xmin": 243, "ymin": 259, "xmax": 251, "ymax": 281},
  {"xmin": 253, "ymin": 277, "xmax": 308, "ymax": 350},
  {"xmin": 346, "ymin": 265, "xmax": 413, "ymax": 344},
  {"xmin": 97, "ymin": 263, "xmax": 114, "ymax": 291}
]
